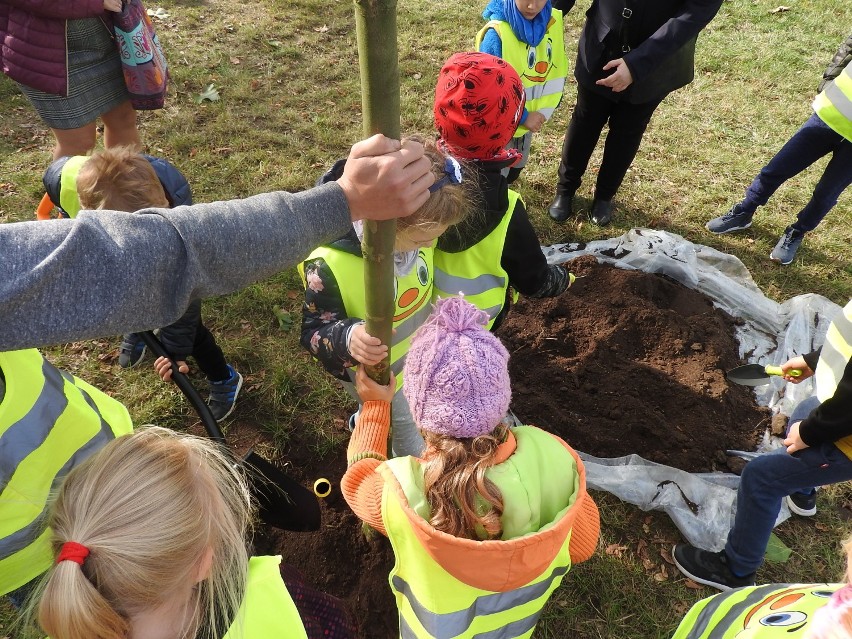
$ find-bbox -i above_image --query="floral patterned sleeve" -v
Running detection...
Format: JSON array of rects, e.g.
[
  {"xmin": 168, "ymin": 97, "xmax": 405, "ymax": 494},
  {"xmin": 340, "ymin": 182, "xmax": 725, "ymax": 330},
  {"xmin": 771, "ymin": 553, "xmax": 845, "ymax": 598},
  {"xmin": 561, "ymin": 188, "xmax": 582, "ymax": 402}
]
[{"xmin": 299, "ymin": 257, "xmax": 361, "ymax": 381}]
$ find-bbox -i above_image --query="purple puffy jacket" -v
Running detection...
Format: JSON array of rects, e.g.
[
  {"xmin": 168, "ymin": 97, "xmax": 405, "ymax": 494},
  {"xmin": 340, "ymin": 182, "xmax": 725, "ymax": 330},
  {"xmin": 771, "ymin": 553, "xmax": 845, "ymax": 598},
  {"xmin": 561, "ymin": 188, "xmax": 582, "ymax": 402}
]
[{"xmin": 0, "ymin": 0, "xmax": 109, "ymax": 96}]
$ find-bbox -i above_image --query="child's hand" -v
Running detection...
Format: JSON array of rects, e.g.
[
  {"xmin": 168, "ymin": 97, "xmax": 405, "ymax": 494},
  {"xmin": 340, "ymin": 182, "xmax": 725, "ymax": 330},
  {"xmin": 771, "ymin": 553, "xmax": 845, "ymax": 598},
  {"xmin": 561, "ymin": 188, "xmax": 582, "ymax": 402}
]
[
  {"xmin": 355, "ymin": 366, "xmax": 395, "ymax": 403},
  {"xmin": 348, "ymin": 324, "xmax": 388, "ymax": 366},
  {"xmin": 154, "ymin": 356, "xmax": 189, "ymax": 382},
  {"xmin": 781, "ymin": 356, "xmax": 813, "ymax": 383},
  {"xmin": 783, "ymin": 421, "xmax": 810, "ymax": 454},
  {"xmin": 525, "ymin": 111, "xmax": 546, "ymax": 133}
]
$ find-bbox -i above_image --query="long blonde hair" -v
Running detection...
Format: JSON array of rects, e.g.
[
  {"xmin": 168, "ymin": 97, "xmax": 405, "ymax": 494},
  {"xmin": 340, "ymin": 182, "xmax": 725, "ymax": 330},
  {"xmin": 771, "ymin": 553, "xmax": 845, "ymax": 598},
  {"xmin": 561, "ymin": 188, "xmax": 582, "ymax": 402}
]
[
  {"xmin": 35, "ymin": 427, "xmax": 251, "ymax": 639},
  {"xmin": 422, "ymin": 423, "xmax": 508, "ymax": 540}
]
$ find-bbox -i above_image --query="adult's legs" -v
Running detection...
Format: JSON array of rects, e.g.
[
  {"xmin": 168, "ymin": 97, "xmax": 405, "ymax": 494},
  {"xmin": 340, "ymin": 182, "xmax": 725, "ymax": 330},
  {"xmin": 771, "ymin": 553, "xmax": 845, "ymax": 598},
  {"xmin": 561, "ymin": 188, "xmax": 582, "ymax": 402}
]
[
  {"xmin": 593, "ymin": 96, "xmax": 664, "ymax": 201},
  {"xmin": 724, "ymin": 437, "xmax": 852, "ymax": 575},
  {"xmin": 794, "ymin": 133, "xmax": 852, "ymax": 231},
  {"xmin": 740, "ymin": 114, "xmax": 840, "ymax": 215},
  {"xmin": 50, "ymin": 122, "xmax": 98, "ymax": 159},
  {"xmin": 555, "ymin": 85, "xmax": 614, "ymax": 196},
  {"xmin": 100, "ymin": 100, "xmax": 140, "ymax": 150}
]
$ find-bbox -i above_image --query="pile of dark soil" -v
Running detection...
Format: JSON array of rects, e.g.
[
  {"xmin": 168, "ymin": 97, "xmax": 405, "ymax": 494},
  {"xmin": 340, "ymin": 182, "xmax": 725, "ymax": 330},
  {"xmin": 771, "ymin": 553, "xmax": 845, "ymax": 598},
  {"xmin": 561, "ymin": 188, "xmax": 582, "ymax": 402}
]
[
  {"xmin": 225, "ymin": 256, "xmax": 769, "ymax": 637},
  {"xmin": 495, "ymin": 255, "xmax": 769, "ymax": 472}
]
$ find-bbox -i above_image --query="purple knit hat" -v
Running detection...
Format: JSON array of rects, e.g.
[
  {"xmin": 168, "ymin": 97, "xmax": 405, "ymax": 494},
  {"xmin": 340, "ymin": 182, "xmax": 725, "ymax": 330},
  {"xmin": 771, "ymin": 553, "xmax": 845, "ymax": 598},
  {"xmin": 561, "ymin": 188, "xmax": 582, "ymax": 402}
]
[{"xmin": 403, "ymin": 297, "xmax": 511, "ymax": 439}]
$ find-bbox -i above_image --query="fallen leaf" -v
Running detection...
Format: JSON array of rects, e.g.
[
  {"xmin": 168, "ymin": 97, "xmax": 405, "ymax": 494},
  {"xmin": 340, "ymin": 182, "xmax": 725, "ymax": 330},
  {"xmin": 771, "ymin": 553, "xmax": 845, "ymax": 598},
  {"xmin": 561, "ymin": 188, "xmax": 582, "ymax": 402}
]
[
  {"xmin": 765, "ymin": 532, "xmax": 793, "ymax": 563},
  {"xmin": 605, "ymin": 543, "xmax": 627, "ymax": 558},
  {"xmin": 684, "ymin": 579, "xmax": 703, "ymax": 589},
  {"xmin": 286, "ymin": 290, "xmax": 300, "ymax": 300},
  {"xmin": 250, "ymin": 79, "xmax": 262, "ymax": 91},
  {"xmin": 230, "ymin": 57, "xmax": 241, "ymax": 65},
  {"xmin": 413, "ymin": 72, "xmax": 422, "ymax": 80},
  {"xmin": 747, "ymin": 238, "xmax": 755, "ymax": 244},
  {"xmin": 195, "ymin": 83, "xmax": 220, "ymax": 103},
  {"xmin": 769, "ymin": 5, "xmax": 790, "ymax": 13},
  {"xmin": 660, "ymin": 548, "xmax": 675, "ymax": 565},
  {"xmin": 642, "ymin": 558, "xmax": 655, "ymax": 570},
  {"xmin": 267, "ymin": 40, "xmax": 283, "ymax": 48},
  {"xmin": 314, "ymin": 25, "xmax": 329, "ymax": 32},
  {"xmin": 814, "ymin": 522, "xmax": 829, "ymax": 531}
]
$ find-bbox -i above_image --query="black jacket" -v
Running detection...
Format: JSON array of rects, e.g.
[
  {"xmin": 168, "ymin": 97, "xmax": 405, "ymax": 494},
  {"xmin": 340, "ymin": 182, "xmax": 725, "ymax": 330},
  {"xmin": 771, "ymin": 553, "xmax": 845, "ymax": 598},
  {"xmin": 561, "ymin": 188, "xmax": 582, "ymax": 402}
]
[
  {"xmin": 798, "ymin": 348, "xmax": 852, "ymax": 448},
  {"xmin": 554, "ymin": 0, "xmax": 723, "ymax": 104},
  {"xmin": 818, "ymin": 31, "xmax": 852, "ymax": 93}
]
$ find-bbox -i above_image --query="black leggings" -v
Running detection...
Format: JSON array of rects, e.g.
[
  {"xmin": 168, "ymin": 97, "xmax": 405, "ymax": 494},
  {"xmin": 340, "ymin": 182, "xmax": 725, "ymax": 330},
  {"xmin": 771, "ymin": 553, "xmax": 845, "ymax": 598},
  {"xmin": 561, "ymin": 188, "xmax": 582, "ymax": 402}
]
[{"xmin": 556, "ymin": 84, "xmax": 664, "ymax": 201}]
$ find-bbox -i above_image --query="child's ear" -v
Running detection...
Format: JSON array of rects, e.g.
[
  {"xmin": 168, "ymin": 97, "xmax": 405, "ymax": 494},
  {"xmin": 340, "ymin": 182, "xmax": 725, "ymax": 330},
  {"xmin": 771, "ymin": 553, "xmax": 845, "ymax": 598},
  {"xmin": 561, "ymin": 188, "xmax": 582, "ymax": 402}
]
[{"xmin": 193, "ymin": 546, "xmax": 215, "ymax": 583}]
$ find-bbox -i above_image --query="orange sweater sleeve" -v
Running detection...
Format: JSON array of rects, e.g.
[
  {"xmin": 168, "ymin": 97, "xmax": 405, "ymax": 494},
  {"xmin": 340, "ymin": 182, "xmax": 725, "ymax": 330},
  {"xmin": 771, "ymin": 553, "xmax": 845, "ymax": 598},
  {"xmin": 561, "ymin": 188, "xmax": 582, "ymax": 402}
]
[
  {"xmin": 568, "ymin": 493, "xmax": 600, "ymax": 564},
  {"xmin": 340, "ymin": 401, "xmax": 391, "ymax": 536}
]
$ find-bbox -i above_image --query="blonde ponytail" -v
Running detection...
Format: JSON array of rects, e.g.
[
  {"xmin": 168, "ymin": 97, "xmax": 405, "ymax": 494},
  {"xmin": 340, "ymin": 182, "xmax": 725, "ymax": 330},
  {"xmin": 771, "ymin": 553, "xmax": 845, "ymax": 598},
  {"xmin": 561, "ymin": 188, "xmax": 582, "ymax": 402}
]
[
  {"xmin": 422, "ymin": 424, "xmax": 507, "ymax": 540},
  {"xmin": 35, "ymin": 427, "xmax": 251, "ymax": 639}
]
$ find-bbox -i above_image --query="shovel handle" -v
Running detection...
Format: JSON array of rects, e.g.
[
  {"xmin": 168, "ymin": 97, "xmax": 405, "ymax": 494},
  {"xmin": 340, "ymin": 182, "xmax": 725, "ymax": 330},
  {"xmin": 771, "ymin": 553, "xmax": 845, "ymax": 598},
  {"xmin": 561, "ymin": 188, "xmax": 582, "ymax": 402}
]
[{"xmin": 765, "ymin": 365, "xmax": 802, "ymax": 378}]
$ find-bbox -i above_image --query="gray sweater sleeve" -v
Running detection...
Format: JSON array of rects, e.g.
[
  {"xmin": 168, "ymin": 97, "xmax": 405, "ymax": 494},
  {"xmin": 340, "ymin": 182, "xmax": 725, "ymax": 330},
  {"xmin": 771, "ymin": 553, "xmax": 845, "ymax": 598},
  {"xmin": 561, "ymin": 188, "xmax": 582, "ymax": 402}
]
[{"xmin": 1, "ymin": 183, "xmax": 352, "ymax": 350}]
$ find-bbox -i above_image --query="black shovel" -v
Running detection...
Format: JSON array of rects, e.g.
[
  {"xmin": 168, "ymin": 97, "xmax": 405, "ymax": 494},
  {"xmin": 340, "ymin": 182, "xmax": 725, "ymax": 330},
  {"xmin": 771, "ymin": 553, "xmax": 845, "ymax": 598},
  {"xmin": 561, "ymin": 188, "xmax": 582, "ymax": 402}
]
[
  {"xmin": 726, "ymin": 363, "xmax": 802, "ymax": 386},
  {"xmin": 139, "ymin": 331, "xmax": 321, "ymax": 531}
]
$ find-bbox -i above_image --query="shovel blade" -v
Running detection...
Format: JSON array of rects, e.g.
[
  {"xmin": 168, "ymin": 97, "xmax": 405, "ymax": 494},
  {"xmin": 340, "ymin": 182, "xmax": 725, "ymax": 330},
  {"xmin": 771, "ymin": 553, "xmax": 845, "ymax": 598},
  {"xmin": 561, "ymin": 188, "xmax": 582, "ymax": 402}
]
[
  {"xmin": 726, "ymin": 363, "xmax": 771, "ymax": 386},
  {"xmin": 243, "ymin": 450, "xmax": 321, "ymax": 532}
]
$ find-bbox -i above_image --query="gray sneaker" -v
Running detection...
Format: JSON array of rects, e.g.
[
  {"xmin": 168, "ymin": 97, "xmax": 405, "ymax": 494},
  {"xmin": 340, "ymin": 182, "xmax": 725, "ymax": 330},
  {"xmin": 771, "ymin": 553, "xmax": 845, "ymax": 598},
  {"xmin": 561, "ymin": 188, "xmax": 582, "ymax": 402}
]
[
  {"xmin": 770, "ymin": 226, "xmax": 805, "ymax": 265},
  {"xmin": 706, "ymin": 204, "xmax": 753, "ymax": 234}
]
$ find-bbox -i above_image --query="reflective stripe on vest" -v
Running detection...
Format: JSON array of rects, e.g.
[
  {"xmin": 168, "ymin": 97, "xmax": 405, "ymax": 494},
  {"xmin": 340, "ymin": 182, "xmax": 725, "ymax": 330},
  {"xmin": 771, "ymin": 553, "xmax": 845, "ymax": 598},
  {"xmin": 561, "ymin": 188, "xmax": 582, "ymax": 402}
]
[
  {"xmin": 380, "ymin": 428, "xmax": 573, "ymax": 639},
  {"xmin": 301, "ymin": 245, "xmax": 435, "ymax": 393},
  {"xmin": 475, "ymin": 12, "xmax": 567, "ymax": 137},
  {"xmin": 670, "ymin": 583, "xmax": 842, "ymax": 639},
  {"xmin": 58, "ymin": 155, "xmax": 90, "ymax": 219},
  {"xmin": 0, "ymin": 349, "xmax": 133, "ymax": 595},
  {"xmin": 222, "ymin": 555, "xmax": 308, "ymax": 639},
  {"xmin": 433, "ymin": 193, "xmax": 518, "ymax": 330},
  {"xmin": 815, "ymin": 301, "xmax": 852, "ymax": 458},
  {"xmin": 813, "ymin": 64, "xmax": 852, "ymax": 142}
]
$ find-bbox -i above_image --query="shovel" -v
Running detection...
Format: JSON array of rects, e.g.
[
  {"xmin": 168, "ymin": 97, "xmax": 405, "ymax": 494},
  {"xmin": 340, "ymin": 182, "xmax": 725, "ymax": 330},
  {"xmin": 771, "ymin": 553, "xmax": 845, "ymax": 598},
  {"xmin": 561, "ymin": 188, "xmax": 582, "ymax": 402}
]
[
  {"xmin": 726, "ymin": 363, "xmax": 802, "ymax": 386},
  {"xmin": 139, "ymin": 331, "xmax": 321, "ymax": 532}
]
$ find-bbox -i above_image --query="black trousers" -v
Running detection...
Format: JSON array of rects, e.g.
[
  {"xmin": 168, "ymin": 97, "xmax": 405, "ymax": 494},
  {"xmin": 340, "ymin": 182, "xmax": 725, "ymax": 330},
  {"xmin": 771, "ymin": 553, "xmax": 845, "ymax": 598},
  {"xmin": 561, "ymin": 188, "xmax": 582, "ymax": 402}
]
[
  {"xmin": 556, "ymin": 83, "xmax": 665, "ymax": 201},
  {"xmin": 192, "ymin": 320, "xmax": 230, "ymax": 382}
]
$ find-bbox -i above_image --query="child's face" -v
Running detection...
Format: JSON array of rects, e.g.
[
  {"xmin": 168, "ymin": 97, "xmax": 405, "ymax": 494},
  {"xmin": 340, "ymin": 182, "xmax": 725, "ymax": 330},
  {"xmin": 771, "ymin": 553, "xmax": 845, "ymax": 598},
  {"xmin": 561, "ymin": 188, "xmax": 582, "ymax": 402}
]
[
  {"xmin": 395, "ymin": 224, "xmax": 448, "ymax": 252},
  {"xmin": 515, "ymin": 0, "xmax": 548, "ymax": 20}
]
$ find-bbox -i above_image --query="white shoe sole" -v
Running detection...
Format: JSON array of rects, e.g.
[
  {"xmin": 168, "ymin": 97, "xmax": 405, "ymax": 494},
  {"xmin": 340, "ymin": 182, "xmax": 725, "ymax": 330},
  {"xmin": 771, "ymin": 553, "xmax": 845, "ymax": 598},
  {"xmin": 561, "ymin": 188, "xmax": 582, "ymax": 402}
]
[
  {"xmin": 705, "ymin": 220, "xmax": 752, "ymax": 235},
  {"xmin": 785, "ymin": 494, "xmax": 817, "ymax": 517}
]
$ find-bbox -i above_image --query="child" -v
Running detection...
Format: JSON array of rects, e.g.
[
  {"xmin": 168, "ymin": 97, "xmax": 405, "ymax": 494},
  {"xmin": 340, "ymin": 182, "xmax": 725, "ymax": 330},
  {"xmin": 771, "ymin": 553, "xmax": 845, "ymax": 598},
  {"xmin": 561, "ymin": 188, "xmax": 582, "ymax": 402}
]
[
  {"xmin": 705, "ymin": 32, "xmax": 852, "ymax": 265},
  {"xmin": 74, "ymin": 146, "xmax": 242, "ymax": 421},
  {"xmin": 670, "ymin": 535, "xmax": 852, "ymax": 638},
  {"xmin": 29, "ymin": 426, "xmax": 355, "ymax": 639},
  {"xmin": 0, "ymin": 349, "xmax": 132, "ymax": 602},
  {"xmin": 673, "ymin": 299, "xmax": 852, "ymax": 591},
  {"xmin": 44, "ymin": 148, "xmax": 191, "ymax": 368},
  {"xmin": 342, "ymin": 297, "xmax": 600, "ymax": 638},
  {"xmin": 299, "ymin": 140, "xmax": 470, "ymax": 457},
  {"xmin": 477, "ymin": 0, "xmax": 568, "ymax": 183},
  {"xmin": 432, "ymin": 52, "xmax": 573, "ymax": 331}
]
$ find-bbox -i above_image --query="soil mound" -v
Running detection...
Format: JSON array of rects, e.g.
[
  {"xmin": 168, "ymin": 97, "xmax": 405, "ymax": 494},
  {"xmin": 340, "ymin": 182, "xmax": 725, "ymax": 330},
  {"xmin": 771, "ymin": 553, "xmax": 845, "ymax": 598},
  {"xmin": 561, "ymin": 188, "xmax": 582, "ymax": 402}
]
[
  {"xmin": 495, "ymin": 255, "xmax": 769, "ymax": 472},
  {"xmin": 234, "ymin": 256, "xmax": 769, "ymax": 637}
]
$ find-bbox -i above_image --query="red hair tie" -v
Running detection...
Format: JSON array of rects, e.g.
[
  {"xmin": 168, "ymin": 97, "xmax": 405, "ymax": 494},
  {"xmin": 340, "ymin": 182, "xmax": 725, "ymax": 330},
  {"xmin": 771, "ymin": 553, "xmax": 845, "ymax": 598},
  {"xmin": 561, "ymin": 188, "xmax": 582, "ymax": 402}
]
[{"xmin": 56, "ymin": 541, "xmax": 90, "ymax": 566}]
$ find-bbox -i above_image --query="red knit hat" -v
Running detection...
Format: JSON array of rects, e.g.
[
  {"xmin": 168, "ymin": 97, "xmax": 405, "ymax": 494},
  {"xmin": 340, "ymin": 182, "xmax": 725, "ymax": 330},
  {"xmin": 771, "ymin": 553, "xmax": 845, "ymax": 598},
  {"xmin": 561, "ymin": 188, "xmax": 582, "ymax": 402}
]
[{"xmin": 434, "ymin": 52, "xmax": 525, "ymax": 164}]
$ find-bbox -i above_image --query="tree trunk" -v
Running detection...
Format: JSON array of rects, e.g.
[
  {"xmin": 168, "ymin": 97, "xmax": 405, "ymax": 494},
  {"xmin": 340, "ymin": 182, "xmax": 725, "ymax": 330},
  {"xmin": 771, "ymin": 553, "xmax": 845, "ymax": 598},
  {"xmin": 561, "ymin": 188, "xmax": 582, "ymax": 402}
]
[{"xmin": 353, "ymin": 0, "xmax": 399, "ymax": 389}]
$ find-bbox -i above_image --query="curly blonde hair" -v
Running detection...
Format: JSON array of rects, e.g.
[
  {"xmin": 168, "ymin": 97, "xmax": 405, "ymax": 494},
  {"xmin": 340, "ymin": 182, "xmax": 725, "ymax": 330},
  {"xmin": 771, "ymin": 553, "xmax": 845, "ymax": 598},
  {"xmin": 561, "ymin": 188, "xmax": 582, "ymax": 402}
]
[{"xmin": 76, "ymin": 145, "xmax": 169, "ymax": 212}]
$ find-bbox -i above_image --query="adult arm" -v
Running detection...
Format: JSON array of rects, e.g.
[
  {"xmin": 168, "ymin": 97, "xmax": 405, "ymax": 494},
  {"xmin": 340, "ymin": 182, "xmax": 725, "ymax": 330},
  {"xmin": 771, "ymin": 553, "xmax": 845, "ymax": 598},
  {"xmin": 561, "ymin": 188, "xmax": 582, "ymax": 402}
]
[
  {"xmin": 622, "ymin": 0, "xmax": 723, "ymax": 85},
  {"xmin": 1, "ymin": 135, "xmax": 433, "ymax": 350},
  {"xmin": 3, "ymin": 0, "xmax": 107, "ymax": 20},
  {"xmin": 1, "ymin": 186, "xmax": 352, "ymax": 350}
]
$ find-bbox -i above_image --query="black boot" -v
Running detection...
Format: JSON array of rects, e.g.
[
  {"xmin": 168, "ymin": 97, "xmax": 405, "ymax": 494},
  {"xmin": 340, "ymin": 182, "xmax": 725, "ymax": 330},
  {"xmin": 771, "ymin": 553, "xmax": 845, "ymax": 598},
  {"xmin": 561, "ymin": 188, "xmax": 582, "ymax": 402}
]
[
  {"xmin": 548, "ymin": 192, "xmax": 574, "ymax": 223},
  {"xmin": 589, "ymin": 198, "xmax": 614, "ymax": 226}
]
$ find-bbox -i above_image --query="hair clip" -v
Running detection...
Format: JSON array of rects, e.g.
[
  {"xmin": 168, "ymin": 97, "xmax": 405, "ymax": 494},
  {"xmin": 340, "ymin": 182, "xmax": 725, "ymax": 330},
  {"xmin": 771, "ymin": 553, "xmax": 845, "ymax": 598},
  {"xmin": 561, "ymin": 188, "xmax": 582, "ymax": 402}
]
[{"xmin": 429, "ymin": 156, "xmax": 463, "ymax": 192}]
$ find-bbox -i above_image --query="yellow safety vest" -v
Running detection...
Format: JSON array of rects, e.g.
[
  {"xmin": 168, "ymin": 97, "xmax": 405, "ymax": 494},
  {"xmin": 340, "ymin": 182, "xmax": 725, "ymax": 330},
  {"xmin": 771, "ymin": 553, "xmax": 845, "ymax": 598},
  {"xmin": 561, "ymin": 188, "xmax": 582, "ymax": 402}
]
[
  {"xmin": 671, "ymin": 583, "xmax": 843, "ymax": 638},
  {"xmin": 223, "ymin": 556, "xmax": 308, "ymax": 639},
  {"xmin": 301, "ymin": 245, "xmax": 435, "ymax": 392},
  {"xmin": 475, "ymin": 11, "xmax": 568, "ymax": 137},
  {"xmin": 57, "ymin": 155, "xmax": 90, "ymax": 219},
  {"xmin": 815, "ymin": 300, "xmax": 852, "ymax": 458},
  {"xmin": 380, "ymin": 427, "xmax": 574, "ymax": 639},
  {"xmin": 0, "ymin": 349, "xmax": 133, "ymax": 595},
  {"xmin": 813, "ymin": 64, "xmax": 852, "ymax": 142},
  {"xmin": 433, "ymin": 193, "xmax": 518, "ymax": 330}
]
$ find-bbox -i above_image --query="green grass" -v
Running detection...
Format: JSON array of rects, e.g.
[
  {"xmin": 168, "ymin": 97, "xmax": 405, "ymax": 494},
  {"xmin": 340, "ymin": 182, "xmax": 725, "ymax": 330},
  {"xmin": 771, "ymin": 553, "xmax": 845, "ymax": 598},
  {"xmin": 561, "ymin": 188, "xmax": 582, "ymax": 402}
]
[{"xmin": 1, "ymin": 0, "xmax": 851, "ymax": 637}]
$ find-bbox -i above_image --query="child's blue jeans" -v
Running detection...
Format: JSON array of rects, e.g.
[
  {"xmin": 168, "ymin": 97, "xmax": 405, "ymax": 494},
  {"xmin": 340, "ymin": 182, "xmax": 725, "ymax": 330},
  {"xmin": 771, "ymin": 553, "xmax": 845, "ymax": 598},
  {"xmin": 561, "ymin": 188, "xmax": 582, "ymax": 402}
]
[
  {"xmin": 724, "ymin": 395, "xmax": 852, "ymax": 575},
  {"xmin": 740, "ymin": 113, "xmax": 852, "ymax": 231}
]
